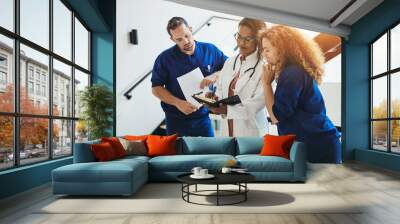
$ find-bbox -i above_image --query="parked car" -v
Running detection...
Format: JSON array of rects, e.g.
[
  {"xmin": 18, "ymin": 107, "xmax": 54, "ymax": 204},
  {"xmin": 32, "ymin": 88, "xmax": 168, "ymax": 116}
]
[
  {"xmin": 0, "ymin": 153, "xmax": 7, "ymax": 162},
  {"xmin": 8, "ymin": 150, "xmax": 32, "ymax": 160},
  {"xmin": 30, "ymin": 150, "xmax": 42, "ymax": 158},
  {"xmin": 7, "ymin": 153, "xmax": 13, "ymax": 161},
  {"xmin": 54, "ymin": 149, "xmax": 62, "ymax": 156}
]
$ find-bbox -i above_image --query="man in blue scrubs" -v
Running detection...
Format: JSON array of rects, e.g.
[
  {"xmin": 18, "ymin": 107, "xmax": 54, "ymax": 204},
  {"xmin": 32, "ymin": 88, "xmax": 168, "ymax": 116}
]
[{"xmin": 151, "ymin": 17, "xmax": 227, "ymax": 137}]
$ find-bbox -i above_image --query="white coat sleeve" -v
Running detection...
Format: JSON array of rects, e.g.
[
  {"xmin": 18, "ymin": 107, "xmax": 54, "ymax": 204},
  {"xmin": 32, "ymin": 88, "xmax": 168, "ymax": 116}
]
[
  {"xmin": 226, "ymin": 77, "xmax": 265, "ymax": 120},
  {"xmin": 215, "ymin": 60, "xmax": 230, "ymax": 119},
  {"xmin": 215, "ymin": 63, "xmax": 227, "ymax": 100}
]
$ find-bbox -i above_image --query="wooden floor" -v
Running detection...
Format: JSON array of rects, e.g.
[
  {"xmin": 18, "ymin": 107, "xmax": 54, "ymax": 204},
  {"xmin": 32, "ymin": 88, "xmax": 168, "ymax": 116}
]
[{"xmin": 1, "ymin": 162, "xmax": 400, "ymax": 224}]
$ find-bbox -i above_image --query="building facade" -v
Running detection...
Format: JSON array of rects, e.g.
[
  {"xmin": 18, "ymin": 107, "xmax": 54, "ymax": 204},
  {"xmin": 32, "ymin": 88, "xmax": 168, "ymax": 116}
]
[{"xmin": 0, "ymin": 41, "xmax": 80, "ymax": 154}]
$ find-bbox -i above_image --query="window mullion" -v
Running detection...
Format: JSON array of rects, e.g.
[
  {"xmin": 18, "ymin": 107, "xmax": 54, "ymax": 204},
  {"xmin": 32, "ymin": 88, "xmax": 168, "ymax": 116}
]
[
  {"xmin": 370, "ymin": 45, "xmax": 373, "ymax": 149},
  {"xmin": 369, "ymin": 45, "xmax": 374, "ymax": 149},
  {"xmin": 49, "ymin": 0, "xmax": 54, "ymax": 160},
  {"xmin": 13, "ymin": 0, "xmax": 20, "ymax": 167},
  {"xmin": 388, "ymin": 30, "xmax": 391, "ymax": 152},
  {"xmin": 71, "ymin": 10, "xmax": 76, "ymax": 155}
]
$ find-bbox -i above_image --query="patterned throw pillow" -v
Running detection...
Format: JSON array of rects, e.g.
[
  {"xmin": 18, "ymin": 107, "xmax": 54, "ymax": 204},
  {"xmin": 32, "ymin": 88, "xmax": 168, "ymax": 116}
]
[{"xmin": 118, "ymin": 138, "xmax": 147, "ymax": 156}]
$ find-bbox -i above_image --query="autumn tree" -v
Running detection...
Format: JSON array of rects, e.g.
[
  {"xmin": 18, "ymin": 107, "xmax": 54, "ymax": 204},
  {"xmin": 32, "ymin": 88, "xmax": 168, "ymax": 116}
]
[
  {"xmin": 0, "ymin": 85, "xmax": 14, "ymax": 149},
  {"xmin": 0, "ymin": 84, "xmax": 60, "ymax": 152},
  {"xmin": 372, "ymin": 99, "xmax": 400, "ymax": 143},
  {"xmin": 392, "ymin": 100, "xmax": 400, "ymax": 143},
  {"xmin": 76, "ymin": 119, "xmax": 87, "ymax": 142}
]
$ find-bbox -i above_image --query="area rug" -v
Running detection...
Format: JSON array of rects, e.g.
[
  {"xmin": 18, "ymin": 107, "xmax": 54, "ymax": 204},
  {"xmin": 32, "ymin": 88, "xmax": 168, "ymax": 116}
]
[{"xmin": 37, "ymin": 183, "xmax": 362, "ymax": 214}]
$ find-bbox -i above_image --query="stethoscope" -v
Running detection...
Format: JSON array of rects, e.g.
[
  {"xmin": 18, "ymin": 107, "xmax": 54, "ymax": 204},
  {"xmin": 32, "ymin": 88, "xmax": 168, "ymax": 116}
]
[
  {"xmin": 230, "ymin": 53, "xmax": 262, "ymax": 93},
  {"xmin": 232, "ymin": 53, "xmax": 261, "ymax": 79}
]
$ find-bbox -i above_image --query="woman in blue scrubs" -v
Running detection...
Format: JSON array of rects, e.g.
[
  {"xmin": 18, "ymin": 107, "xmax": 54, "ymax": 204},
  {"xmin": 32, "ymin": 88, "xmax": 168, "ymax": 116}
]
[{"xmin": 259, "ymin": 26, "xmax": 341, "ymax": 163}]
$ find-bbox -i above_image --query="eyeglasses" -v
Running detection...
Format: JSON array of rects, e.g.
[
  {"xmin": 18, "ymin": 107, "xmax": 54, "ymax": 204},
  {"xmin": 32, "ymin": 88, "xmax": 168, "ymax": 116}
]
[{"xmin": 234, "ymin": 33, "xmax": 256, "ymax": 43}]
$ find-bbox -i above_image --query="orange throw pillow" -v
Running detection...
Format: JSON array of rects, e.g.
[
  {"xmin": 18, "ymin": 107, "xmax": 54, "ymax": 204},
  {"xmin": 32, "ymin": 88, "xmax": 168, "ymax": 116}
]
[
  {"xmin": 260, "ymin": 134, "xmax": 296, "ymax": 159},
  {"xmin": 146, "ymin": 134, "xmax": 177, "ymax": 157},
  {"xmin": 91, "ymin": 142, "xmax": 117, "ymax": 161},
  {"xmin": 124, "ymin": 135, "xmax": 149, "ymax": 141},
  {"xmin": 101, "ymin": 137, "xmax": 127, "ymax": 158}
]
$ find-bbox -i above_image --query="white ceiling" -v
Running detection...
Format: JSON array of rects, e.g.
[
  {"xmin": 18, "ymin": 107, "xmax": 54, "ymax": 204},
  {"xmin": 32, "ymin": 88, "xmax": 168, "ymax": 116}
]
[
  {"xmin": 165, "ymin": 0, "xmax": 384, "ymax": 37},
  {"xmin": 224, "ymin": 0, "xmax": 353, "ymax": 22}
]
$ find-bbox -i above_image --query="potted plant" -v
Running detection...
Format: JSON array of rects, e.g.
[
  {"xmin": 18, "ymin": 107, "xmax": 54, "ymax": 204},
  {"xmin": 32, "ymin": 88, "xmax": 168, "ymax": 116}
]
[{"xmin": 79, "ymin": 84, "xmax": 113, "ymax": 140}]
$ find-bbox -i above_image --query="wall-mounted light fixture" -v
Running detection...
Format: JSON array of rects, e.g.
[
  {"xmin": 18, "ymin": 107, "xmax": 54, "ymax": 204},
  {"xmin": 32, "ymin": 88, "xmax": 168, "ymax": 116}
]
[{"xmin": 130, "ymin": 29, "xmax": 138, "ymax": 45}]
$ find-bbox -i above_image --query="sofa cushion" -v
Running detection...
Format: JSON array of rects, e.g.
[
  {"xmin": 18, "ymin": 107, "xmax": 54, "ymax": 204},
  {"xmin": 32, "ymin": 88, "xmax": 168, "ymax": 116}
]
[
  {"xmin": 148, "ymin": 154, "xmax": 235, "ymax": 172},
  {"xmin": 236, "ymin": 155, "xmax": 293, "ymax": 172},
  {"xmin": 52, "ymin": 158, "xmax": 147, "ymax": 183},
  {"xmin": 73, "ymin": 140, "xmax": 100, "ymax": 163},
  {"xmin": 235, "ymin": 137, "xmax": 263, "ymax": 155},
  {"xmin": 115, "ymin": 155, "xmax": 150, "ymax": 163},
  {"xmin": 178, "ymin": 137, "xmax": 235, "ymax": 155}
]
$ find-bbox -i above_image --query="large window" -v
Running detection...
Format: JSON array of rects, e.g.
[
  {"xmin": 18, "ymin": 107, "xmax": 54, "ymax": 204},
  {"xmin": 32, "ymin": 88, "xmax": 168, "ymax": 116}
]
[
  {"xmin": 0, "ymin": 35, "xmax": 13, "ymax": 112},
  {"xmin": 370, "ymin": 23, "xmax": 400, "ymax": 154},
  {"xmin": 53, "ymin": 0, "xmax": 72, "ymax": 60},
  {"xmin": 0, "ymin": 53, "xmax": 9, "ymax": 91},
  {"xmin": 74, "ymin": 17, "xmax": 90, "ymax": 70},
  {"xmin": 20, "ymin": 0, "xmax": 49, "ymax": 49},
  {"xmin": 0, "ymin": 0, "xmax": 14, "ymax": 32},
  {"xmin": 0, "ymin": 0, "xmax": 91, "ymax": 170}
]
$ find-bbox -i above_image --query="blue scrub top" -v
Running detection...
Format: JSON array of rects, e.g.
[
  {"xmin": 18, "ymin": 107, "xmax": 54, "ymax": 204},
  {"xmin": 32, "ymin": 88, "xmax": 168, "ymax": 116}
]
[
  {"xmin": 151, "ymin": 41, "xmax": 227, "ymax": 119},
  {"xmin": 272, "ymin": 65, "xmax": 340, "ymax": 143}
]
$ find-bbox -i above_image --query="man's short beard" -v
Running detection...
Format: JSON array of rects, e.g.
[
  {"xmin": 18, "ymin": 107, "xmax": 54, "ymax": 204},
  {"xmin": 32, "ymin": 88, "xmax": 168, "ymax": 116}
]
[{"xmin": 183, "ymin": 44, "xmax": 193, "ymax": 51}]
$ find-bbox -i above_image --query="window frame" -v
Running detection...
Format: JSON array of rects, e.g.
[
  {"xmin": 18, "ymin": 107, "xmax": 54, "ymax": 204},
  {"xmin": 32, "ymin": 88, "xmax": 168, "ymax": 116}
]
[
  {"xmin": 370, "ymin": 21, "xmax": 400, "ymax": 154},
  {"xmin": 0, "ymin": 53, "xmax": 8, "ymax": 89},
  {"xmin": 0, "ymin": 0, "xmax": 92, "ymax": 171},
  {"xmin": 0, "ymin": 70, "xmax": 7, "ymax": 85},
  {"xmin": 0, "ymin": 53, "xmax": 7, "ymax": 68}
]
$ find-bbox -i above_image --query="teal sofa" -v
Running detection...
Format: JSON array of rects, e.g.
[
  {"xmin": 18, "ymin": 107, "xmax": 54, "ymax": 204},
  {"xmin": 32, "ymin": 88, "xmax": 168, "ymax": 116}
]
[{"xmin": 52, "ymin": 137, "xmax": 307, "ymax": 196}]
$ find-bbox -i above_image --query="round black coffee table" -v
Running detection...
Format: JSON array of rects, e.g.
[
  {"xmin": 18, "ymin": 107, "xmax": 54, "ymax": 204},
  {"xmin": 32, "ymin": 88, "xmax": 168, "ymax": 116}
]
[{"xmin": 177, "ymin": 173, "xmax": 255, "ymax": 206}]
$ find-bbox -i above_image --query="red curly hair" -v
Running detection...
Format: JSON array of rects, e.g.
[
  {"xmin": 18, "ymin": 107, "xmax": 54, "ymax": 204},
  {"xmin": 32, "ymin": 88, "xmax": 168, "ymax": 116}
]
[{"xmin": 258, "ymin": 25, "xmax": 325, "ymax": 84}]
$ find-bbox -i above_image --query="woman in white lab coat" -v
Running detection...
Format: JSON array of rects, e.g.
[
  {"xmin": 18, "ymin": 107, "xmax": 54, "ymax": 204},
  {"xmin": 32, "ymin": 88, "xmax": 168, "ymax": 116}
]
[{"xmin": 204, "ymin": 18, "xmax": 268, "ymax": 137}]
